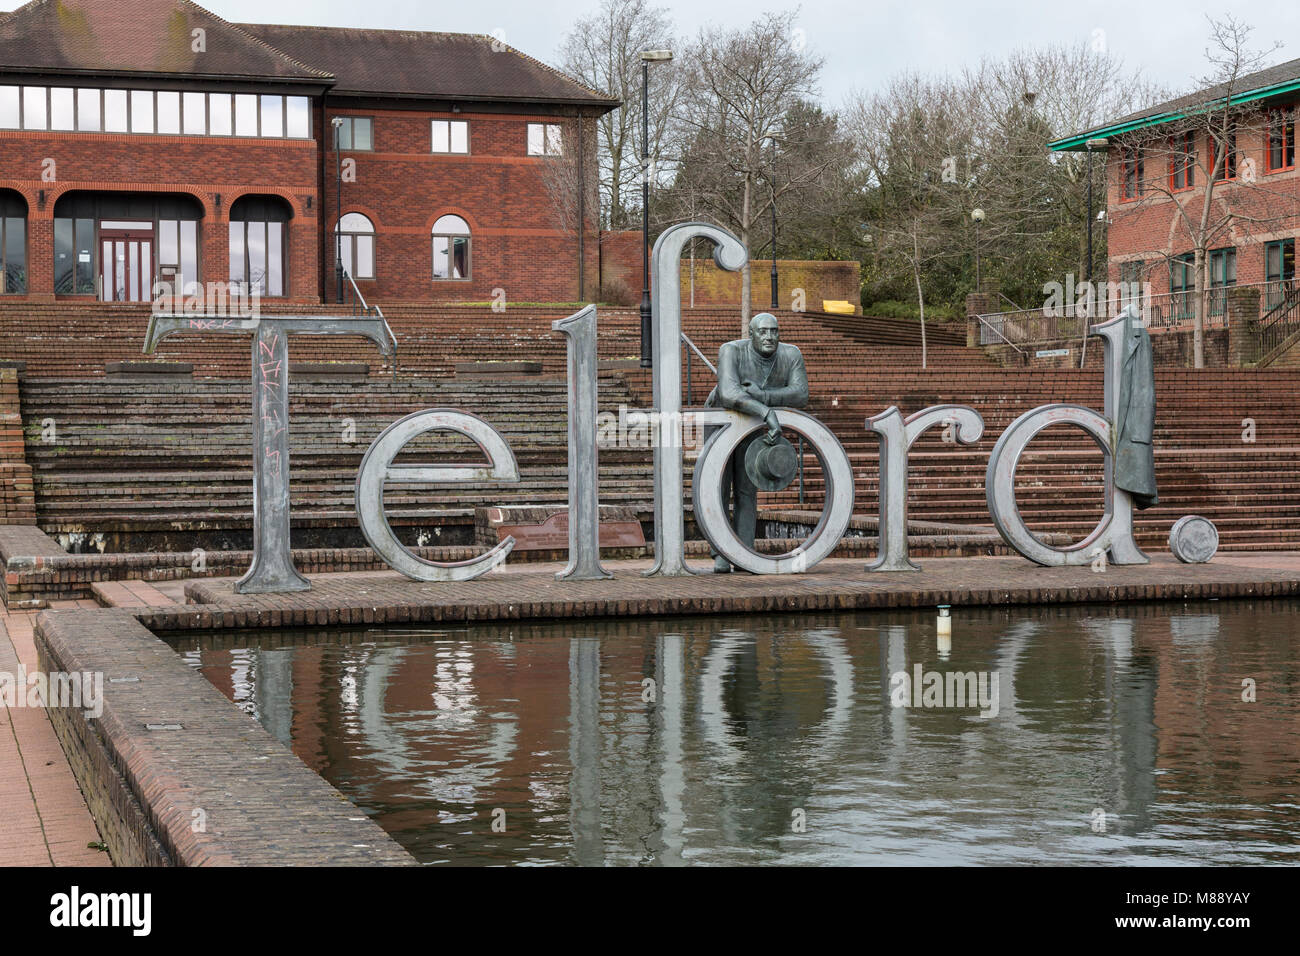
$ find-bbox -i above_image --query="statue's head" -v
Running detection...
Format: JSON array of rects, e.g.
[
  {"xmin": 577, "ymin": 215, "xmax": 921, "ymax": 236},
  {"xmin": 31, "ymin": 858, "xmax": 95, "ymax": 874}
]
[{"xmin": 749, "ymin": 313, "xmax": 780, "ymax": 357}]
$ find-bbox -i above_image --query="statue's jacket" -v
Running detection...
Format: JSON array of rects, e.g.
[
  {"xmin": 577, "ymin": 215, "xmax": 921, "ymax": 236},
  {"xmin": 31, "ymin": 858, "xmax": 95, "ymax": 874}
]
[
  {"xmin": 704, "ymin": 340, "xmax": 809, "ymax": 414},
  {"xmin": 1114, "ymin": 317, "xmax": 1159, "ymax": 509}
]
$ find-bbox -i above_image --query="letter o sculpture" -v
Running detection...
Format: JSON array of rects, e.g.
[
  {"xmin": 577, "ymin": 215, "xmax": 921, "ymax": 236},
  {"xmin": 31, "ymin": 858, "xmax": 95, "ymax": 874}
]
[
  {"xmin": 985, "ymin": 403, "xmax": 1115, "ymax": 567},
  {"xmin": 692, "ymin": 409, "xmax": 854, "ymax": 574}
]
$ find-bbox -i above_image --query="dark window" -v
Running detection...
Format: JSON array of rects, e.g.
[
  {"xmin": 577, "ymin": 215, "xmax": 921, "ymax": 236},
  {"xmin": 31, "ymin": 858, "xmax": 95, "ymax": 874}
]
[
  {"xmin": 1269, "ymin": 108, "xmax": 1296, "ymax": 172},
  {"xmin": 1208, "ymin": 247, "xmax": 1236, "ymax": 316},
  {"xmin": 1169, "ymin": 253, "xmax": 1194, "ymax": 321},
  {"xmin": 1210, "ymin": 126, "xmax": 1237, "ymax": 181},
  {"xmin": 54, "ymin": 217, "xmax": 95, "ymax": 294},
  {"xmin": 1169, "ymin": 132, "xmax": 1195, "ymax": 191},
  {"xmin": 1121, "ymin": 147, "xmax": 1143, "ymax": 201},
  {"xmin": 431, "ymin": 215, "xmax": 471, "ymax": 279},
  {"xmin": 334, "ymin": 117, "xmax": 373, "ymax": 151},
  {"xmin": 0, "ymin": 194, "xmax": 25, "ymax": 294},
  {"xmin": 230, "ymin": 195, "xmax": 290, "ymax": 296},
  {"xmin": 1265, "ymin": 238, "xmax": 1296, "ymax": 309},
  {"xmin": 1118, "ymin": 260, "xmax": 1145, "ymax": 313}
]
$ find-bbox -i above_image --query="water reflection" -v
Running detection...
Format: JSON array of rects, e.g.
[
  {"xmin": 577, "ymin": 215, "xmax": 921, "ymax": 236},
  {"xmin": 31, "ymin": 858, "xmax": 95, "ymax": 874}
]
[{"xmin": 173, "ymin": 602, "xmax": 1300, "ymax": 865}]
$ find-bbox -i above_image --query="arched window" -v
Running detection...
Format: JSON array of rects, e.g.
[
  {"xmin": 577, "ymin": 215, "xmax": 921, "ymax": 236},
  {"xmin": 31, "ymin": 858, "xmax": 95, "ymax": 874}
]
[
  {"xmin": 335, "ymin": 212, "xmax": 375, "ymax": 280},
  {"xmin": 0, "ymin": 191, "xmax": 27, "ymax": 294},
  {"xmin": 230, "ymin": 195, "xmax": 291, "ymax": 296},
  {"xmin": 431, "ymin": 214, "xmax": 470, "ymax": 280}
]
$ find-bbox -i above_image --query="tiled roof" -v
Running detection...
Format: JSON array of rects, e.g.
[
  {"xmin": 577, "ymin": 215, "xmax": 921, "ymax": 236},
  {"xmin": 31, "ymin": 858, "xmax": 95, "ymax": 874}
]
[
  {"xmin": 241, "ymin": 23, "xmax": 617, "ymax": 107},
  {"xmin": 0, "ymin": 0, "xmax": 329, "ymax": 81},
  {"xmin": 1054, "ymin": 56, "xmax": 1300, "ymax": 148},
  {"xmin": 0, "ymin": 0, "xmax": 615, "ymax": 108}
]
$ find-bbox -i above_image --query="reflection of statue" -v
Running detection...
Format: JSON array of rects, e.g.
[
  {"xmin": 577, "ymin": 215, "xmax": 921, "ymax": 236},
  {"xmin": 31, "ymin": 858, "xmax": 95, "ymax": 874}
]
[{"xmin": 704, "ymin": 313, "xmax": 809, "ymax": 573}]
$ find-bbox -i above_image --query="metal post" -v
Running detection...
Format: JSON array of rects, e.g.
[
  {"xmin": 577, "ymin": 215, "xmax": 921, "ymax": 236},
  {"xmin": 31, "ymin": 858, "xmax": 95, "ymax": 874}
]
[
  {"xmin": 798, "ymin": 435, "xmax": 804, "ymax": 505},
  {"xmin": 334, "ymin": 120, "xmax": 343, "ymax": 305},
  {"xmin": 639, "ymin": 60, "xmax": 652, "ymax": 369},
  {"xmin": 685, "ymin": 343, "xmax": 692, "ymax": 406},
  {"xmin": 1086, "ymin": 148, "xmax": 1094, "ymax": 287},
  {"xmin": 770, "ymin": 185, "xmax": 778, "ymax": 311}
]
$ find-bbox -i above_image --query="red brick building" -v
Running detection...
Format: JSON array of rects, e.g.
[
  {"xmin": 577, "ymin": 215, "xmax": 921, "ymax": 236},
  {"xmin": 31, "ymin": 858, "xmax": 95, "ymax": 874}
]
[
  {"xmin": 0, "ymin": 0, "xmax": 615, "ymax": 307},
  {"xmin": 1051, "ymin": 58, "xmax": 1299, "ymax": 326}
]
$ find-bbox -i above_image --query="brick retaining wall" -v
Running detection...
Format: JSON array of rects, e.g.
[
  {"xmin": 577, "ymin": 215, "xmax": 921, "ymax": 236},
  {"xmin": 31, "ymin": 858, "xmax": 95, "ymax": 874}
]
[{"xmin": 34, "ymin": 609, "xmax": 415, "ymax": 866}]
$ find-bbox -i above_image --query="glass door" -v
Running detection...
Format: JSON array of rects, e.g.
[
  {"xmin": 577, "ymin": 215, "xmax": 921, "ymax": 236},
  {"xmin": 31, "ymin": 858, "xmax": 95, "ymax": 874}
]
[{"xmin": 99, "ymin": 221, "xmax": 154, "ymax": 302}]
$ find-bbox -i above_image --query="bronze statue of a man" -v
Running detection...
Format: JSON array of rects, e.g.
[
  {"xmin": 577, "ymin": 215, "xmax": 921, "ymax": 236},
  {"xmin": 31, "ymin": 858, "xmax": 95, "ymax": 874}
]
[{"xmin": 705, "ymin": 312, "xmax": 809, "ymax": 573}]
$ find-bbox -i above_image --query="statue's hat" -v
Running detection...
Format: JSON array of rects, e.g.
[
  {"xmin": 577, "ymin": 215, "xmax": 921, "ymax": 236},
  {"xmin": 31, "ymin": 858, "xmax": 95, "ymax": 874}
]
[{"xmin": 745, "ymin": 433, "xmax": 799, "ymax": 492}]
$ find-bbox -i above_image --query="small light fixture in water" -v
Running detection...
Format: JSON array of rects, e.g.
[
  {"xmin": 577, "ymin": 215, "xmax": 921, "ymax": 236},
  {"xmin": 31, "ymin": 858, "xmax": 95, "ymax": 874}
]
[{"xmin": 937, "ymin": 605, "xmax": 952, "ymax": 659}]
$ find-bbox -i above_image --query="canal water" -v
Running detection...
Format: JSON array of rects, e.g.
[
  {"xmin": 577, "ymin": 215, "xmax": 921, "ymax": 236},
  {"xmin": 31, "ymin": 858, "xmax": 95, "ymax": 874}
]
[{"xmin": 172, "ymin": 601, "xmax": 1300, "ymax": 865}]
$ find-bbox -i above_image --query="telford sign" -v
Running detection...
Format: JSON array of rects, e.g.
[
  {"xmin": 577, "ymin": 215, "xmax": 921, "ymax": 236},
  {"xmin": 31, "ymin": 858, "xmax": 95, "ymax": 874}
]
[{"xmin": 143, "ymin": 221, "xmax": 1209, "ymax": 594}]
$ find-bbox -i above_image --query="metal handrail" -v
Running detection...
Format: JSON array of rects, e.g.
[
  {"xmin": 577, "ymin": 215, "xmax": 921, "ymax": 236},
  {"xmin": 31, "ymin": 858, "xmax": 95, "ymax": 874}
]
[
  {"xmin": 996, "ymin": 291, "xmax": 1028, "ymax": 313},
  {"xmin": 686, "ymin": 332, "xmax": 717, "ymax": 374},
  {"xmin": 1260, "ymin": 280, "xmax": 1300, "ymax": 326},
  {"xmin": 342, "ymin": 269, "xmax": 380, "ymax": 318},
  {"xmin": 975, "ymin": 313, "xmax": 1025, "ymax": 353},
  {"xmin": 340, "ymin": 269, "xmax": 397, "ymax": 379},
  {"xmin": 1259, "ymin": 285, "xmax": 1300, "ymax": 359}
]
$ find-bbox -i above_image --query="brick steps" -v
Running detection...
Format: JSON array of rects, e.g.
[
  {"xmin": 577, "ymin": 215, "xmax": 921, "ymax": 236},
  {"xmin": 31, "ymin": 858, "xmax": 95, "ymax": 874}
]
[{"xmin": 10, "ymin": 302, "xmax": 1300, "ymax": 553}]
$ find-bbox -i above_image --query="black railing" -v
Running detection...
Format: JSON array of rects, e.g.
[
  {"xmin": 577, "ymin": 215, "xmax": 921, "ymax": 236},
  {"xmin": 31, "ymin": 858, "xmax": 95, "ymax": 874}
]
[{"xmin": 1260, "ymin": 282, "xmax": 1300, "ymax": 359}]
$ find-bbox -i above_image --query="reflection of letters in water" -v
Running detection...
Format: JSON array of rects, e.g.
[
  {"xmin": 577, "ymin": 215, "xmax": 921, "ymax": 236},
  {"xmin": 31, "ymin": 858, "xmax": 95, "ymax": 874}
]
[{"xmin": 141, "ymin": 258, "xmax": 1182, "ymax": 591}]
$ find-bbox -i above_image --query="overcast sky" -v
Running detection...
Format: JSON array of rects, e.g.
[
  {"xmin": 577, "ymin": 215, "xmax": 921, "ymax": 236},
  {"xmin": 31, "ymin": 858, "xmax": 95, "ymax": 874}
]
[{"xmin": 159, "ymin": 1, "xmax": 1300, "ymax": 106}]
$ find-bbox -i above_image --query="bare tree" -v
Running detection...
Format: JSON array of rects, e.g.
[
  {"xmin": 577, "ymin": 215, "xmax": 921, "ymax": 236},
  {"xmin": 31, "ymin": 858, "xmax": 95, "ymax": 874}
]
[
  {"xmin": 669, "ymin": 10, "xmax": 836, "ymax": 330},
  {"xmin": 559, "ymin": 0, "xmax": 682, "ymax": 230},
  {"xmin": 964, "ymin": 44, "xmax": 1167, "ymax": 294},
  {"xmin": 843, "ymin": 42, "xmax": 1166, "ymax": 329},
  {"xmin": 846, "ymin": 73, "xmax": 977, "ymax": 366},
  {"xmin": 1110, "ymin": 15, "xmax": 1291, "ymax": 367},
  {"xmin": 536, "ymin": 114, "xmax": 601, "ymax": 299}
]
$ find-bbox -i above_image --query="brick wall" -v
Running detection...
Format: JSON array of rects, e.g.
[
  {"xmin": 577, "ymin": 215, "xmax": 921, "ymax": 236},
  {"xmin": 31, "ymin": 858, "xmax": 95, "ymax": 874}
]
[
  {"xmin": 1105, "ymin": 105, "xmax": 1300, "ymax": 296},
  {"xmin": 0, "ymin": 368, "xmax": 34, "ymax": 524},
  {"xmin": 0, "ymin": 129, "xmax": 319, "ymax": 302},
  {"xmin": 322, "ymin": 105, "xmax": 601, "ymax": 305},
  {"xmin": 598, "ymin": 229, "xmax": 860, "ymax": 311},
  {"xmin": 1, "ymin": 103, "xmax": 603, "ymax": 308}
]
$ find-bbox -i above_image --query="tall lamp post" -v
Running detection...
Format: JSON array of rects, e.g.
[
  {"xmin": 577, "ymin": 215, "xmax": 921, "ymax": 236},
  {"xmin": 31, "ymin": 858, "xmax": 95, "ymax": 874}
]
[
  {"xmin": 768, "ymin": 136, "xmax": 778, "ymax": 310},
  {"xmin": 1084, "ymin": 137, "xmax": 1109, "ymax": 288},
  {"xmin": 970, "ymin": 208, "xmax": 985, "ymax": 292},
  {"xmin": 1080, "ymin": 137, "xmax": 1109, "ymax": 368},
  {"xmin": 332, "ymin": 115, "xmax": 344, "ymax": 304},
  {"xmin": 639, "ymin": 49, "xmax": 672, "ymax": 369}
]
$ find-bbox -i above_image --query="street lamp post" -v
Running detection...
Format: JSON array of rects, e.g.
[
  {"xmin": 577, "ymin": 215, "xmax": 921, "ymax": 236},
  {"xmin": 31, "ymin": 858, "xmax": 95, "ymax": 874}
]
[
  {"xmin": 768, "ymin": 137, "xmax": 778, "ymax": 310},
  {"xmin": 770, "ymin": 192, "xmax": 778, "ymax": 310},
  {"xmin": 970, "ymin": 208, "xmax": 986, "ymax": 292},
  {"xmin": 639, "ymin": 49, "xmax": 672, "ymax": 369},
  {"xmin": 332, "ymin": 115, "xmax": 344, "ymax": 304},
  {"xmin": 1084, "ymin": 137, "xmax": 1109, "ymax": 289},
  {"xmin": 1080, "ymin": 137, "xmax": 1109, "ymax": 369}
]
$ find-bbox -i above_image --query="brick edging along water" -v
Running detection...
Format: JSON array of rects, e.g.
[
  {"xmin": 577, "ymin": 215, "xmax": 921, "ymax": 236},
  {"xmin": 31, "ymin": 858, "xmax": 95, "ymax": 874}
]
[{"xmin": 34, "ymin": 608, "xmax": 416, "ymax": 867}]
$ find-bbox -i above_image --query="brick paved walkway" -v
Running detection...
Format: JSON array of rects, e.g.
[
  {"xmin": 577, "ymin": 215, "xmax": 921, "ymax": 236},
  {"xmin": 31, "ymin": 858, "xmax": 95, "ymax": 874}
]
[
  {"xmin": 0, "ymin": 602, "xmax": 111, "ymax": 867},
  {"xmin": 147, "ymin": 551, "xmax": 1300, "ymax": 631}
]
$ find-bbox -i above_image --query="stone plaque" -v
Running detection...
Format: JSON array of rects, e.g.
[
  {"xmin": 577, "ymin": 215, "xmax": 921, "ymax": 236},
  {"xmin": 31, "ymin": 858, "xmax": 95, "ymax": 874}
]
[{"xmin": 476, "ymin": 506, "xmax": 645, "ymax": 552}]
